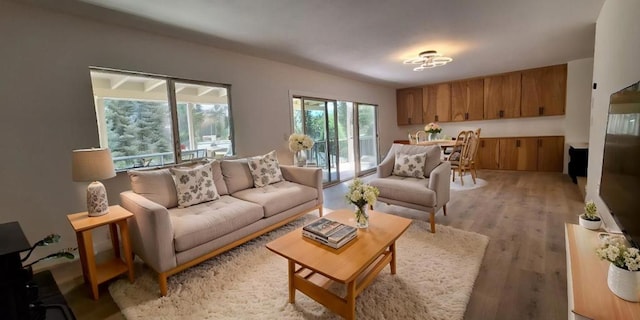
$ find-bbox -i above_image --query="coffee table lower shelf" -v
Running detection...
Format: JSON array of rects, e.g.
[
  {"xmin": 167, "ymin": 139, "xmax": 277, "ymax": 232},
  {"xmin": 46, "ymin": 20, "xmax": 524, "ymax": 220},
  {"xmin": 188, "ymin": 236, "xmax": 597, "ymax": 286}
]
[{"xmin": 288, "ymin": 248, "xmax": 394, "ymax": 320}]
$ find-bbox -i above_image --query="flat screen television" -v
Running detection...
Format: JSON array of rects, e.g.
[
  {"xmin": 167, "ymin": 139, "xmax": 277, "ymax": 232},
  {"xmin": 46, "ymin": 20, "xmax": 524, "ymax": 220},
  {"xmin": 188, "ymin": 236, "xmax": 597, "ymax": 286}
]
[{"xmin": 599, "ymin": 80, "xmax": 640, "ymax": 248}]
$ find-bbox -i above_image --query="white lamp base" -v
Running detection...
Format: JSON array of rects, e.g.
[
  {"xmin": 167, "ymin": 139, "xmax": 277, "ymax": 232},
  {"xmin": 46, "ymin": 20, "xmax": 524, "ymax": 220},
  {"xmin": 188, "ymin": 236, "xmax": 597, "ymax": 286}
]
[{"xmin": 87, "ymin": 181, "xmax": 110, "ymax": 217}]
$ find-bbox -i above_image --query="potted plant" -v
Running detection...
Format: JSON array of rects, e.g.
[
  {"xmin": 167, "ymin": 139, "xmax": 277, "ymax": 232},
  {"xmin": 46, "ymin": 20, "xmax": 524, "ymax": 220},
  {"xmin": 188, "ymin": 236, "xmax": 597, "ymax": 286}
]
[
  {"xmin": 596, "ymin": 235, "xmax": 640, "ymax": 301},
  {"xmin": 579, "ymin": 200, "xmax": 602, "ymax": 230}
]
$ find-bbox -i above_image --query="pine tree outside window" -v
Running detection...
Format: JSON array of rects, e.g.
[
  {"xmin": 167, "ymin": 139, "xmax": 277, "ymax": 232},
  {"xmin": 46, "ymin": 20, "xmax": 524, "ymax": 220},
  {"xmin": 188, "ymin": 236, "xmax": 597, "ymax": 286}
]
[{"xmin": 90, "ymin": 68, "xmax": 233, "ymax": 171}]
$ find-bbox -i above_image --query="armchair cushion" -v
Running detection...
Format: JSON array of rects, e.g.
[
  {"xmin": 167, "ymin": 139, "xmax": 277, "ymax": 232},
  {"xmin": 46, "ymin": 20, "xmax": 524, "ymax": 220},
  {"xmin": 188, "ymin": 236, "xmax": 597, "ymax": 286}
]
[
  {"xmin": 393, "ymin": 153, "xmax": 426, "ymax": 178},
  {"xmin": 370, "ymin": 176, "xmax": 436, "ymax": 207}
]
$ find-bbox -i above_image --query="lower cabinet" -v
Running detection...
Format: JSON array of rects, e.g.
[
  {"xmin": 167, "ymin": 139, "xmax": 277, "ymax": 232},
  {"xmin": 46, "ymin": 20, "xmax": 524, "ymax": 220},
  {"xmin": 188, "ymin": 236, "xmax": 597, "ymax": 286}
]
[{"xmin": 477, "ymin": 136, "xmax": 564, "ymax": 172}]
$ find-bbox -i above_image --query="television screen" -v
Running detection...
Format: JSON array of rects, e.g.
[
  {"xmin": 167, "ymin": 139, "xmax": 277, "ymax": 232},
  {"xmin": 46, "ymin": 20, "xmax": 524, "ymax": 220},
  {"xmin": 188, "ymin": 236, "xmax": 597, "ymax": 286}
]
[{"xmin": 599, "ymin": 80, "xmax": 640, "ymax": 248}]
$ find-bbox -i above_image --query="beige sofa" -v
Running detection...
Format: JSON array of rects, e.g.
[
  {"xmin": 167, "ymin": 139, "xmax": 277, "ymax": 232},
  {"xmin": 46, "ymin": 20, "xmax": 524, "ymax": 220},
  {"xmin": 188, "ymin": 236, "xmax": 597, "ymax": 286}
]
[
  {"xmin": 369, "ymin": 144, "xmax": 450, "ymax": 233},
  {"xmin": 120, "ymin": 158, "xmax": 323, "ymax": 296}
]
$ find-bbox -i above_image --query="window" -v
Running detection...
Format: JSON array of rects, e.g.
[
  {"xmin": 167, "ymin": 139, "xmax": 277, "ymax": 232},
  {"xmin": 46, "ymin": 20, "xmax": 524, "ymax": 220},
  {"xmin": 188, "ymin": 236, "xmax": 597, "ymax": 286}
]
[
  {"xmin": 292, "ymin": 96, "xmax": 378, "ymax": 185},
  {"xmin": 90, "ymin": 69, "xmax": 233, "ymax": 170}
]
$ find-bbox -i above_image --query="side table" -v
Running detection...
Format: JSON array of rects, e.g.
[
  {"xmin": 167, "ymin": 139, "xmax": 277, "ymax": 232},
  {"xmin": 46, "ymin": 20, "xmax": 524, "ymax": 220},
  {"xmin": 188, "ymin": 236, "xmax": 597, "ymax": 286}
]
[{"xmin": 67, "ymin": 205, "xmax": 134, "ymax": 300}]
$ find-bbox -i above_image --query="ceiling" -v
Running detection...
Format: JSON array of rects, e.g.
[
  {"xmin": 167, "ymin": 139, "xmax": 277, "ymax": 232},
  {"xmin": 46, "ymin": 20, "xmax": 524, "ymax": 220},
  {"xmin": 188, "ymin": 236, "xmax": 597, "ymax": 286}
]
[{"xmin": 69, "ymin": 0, "xmax": 605, "ymax": 88}]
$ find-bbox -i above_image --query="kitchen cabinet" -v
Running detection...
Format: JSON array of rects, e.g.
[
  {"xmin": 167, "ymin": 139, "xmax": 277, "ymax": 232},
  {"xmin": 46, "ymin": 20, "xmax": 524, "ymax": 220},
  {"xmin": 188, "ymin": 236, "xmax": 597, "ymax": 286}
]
[
  {"xmin": 484, "ymin": 72, "xmax": 521, "ymax": 119},
  {"xmin": 476, "ymin": 138, "xmax": 500, "ymax": 170},
  {"xmin": 451, "ymin": 79, "xmax": 484, "ymax": 121},
  {"xmin": 396, "ymin": 87, "xmax": 423, "ymax": 125},
  {"xmin": 477, "ymin": 136, "xmax": 564, "ymax": 172},
  {"xmin": 423, "ymin": 83, "xmax": 451, "ymax": 123},
  {"xmin": 521, "ymin": 64, "xmax": 567, "ymax": 117}
]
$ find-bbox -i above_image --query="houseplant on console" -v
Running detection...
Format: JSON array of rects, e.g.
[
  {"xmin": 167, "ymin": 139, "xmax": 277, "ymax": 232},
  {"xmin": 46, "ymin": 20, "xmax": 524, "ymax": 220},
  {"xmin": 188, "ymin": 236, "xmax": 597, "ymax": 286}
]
[
  {"xmin": 288, "ymin": 133, "xmax": 314, "ymax": 166},
  {"xmin": 345, "ymin": 178, "xmax": 379, "ymax": 228},
  {"xmin": 596, "ymin": 235, "xmax": 640, "ymax": 301},
  {"xmin": 579, "ymin": 200, "xmax": 601, "ymax": 230},
  {"xmin": 424, "ymin": 122, "xmax": 442, "ymax": 141}
]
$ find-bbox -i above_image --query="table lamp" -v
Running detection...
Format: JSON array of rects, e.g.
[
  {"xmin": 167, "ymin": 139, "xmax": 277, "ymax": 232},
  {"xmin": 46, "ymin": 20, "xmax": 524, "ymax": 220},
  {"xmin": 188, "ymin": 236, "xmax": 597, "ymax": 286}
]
[{"xmin": 72, "ymin": 148, "xmax": 116, "ymax": 217}]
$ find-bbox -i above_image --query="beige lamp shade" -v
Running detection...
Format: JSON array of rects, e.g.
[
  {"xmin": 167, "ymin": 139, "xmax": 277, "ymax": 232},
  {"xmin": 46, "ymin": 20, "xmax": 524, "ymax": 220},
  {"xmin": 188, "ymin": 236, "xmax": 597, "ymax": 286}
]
[
  {"xmin": 72, "ymin": 148, "xmax": 116, "ymax": 216},
  {"xmin": 72, "ymin": 148, "xmax": 116, "ymax": 182}
]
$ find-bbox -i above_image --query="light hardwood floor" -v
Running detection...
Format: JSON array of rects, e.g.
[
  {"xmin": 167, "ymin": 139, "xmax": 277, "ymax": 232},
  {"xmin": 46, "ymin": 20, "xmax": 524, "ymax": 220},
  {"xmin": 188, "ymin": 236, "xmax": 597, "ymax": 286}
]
[{"xmin": 51, "ymin": 169, "xmax": 584, "ymax": 319}]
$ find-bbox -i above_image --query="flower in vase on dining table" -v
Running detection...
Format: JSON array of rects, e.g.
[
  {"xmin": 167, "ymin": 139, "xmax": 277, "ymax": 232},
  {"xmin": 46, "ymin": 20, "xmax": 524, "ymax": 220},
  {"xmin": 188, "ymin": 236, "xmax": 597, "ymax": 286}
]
[
  {"xmin": 345, "ymin": 179, "xmax": 379, "ymax": 228},
  {"xmin": 424, "ymin": 122, "xmax": 442, "ymax": 140}
]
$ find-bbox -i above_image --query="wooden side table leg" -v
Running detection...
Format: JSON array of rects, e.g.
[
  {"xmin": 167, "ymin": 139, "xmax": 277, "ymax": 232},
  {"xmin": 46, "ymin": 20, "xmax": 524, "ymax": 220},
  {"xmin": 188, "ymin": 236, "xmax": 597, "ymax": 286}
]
[
  {"xmin": 79, "ymin": 230, "xmax": 99, "ymax": 300},
  {"xmin": 109, "ymin": 223, "xmax": 121, "ymax": 258},
  {"xmin": 118, "ymin": 220, "xmax": 135, "ymax": 283},
  {"xmin": 288, "ymin": 260, "xmax": 296, "ymax": 303}
]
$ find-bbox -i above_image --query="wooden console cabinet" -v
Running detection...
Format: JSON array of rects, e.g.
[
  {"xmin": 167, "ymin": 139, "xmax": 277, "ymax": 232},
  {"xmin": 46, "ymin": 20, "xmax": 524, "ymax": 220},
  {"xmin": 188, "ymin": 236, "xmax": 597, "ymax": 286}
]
[
  {"xmin": 477, "ymin": 136, "xmax": 564, "ymax": 172},
  {"xmin": 565, "ymin": 224, "xmax": 640, "ymax": 319}
]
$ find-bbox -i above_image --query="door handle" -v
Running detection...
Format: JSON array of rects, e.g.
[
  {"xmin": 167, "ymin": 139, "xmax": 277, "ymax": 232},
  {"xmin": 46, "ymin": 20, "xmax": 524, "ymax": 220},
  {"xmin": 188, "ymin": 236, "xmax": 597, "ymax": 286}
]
[
  {"xmin": 481, "ymin": 140, "xmax": 485, "ymax": 147},
  {"xmin": 465, "ymin": 112, "xmax": 469, "ymax": 120},
  {"xmin": 516, "ymin": 140, "xmax": 521, "ymax": 147},
  {"xmin": 499, "ymin": 110, "xmax": 504, "ymax": 118},
  {"xmin": 539, "ymin": 106, "xmax": 544, "ymax": 115},
  {"xmin": 538, "ymin": 139, "xmax": 542, "ymax": 147},
  {"xmin": 435, "ymin": 115, "xmax": 439, "ymax": 122}
]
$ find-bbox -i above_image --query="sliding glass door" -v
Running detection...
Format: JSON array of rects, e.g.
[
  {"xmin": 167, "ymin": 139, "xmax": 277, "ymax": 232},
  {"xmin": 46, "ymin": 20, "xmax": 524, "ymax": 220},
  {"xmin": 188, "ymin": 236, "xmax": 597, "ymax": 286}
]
[{"xmin": 293, "ymin": 96, "xmax": 378, "ymax": 185}]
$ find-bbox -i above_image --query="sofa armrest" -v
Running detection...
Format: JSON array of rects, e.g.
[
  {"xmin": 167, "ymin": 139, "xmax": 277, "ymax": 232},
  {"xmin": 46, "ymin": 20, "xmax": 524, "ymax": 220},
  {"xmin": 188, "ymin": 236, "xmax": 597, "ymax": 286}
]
[
  {"xmin": 376, "ymin": 155, "xmax": 395, "ymax": 178},
  {"xmin": 120, "ymin": 191, "xmax": 177, "ymax": 273},
  {"xmin": 280, "ymin": 165, "xmax": 323, "ymax": 204},
  {"xmin": 428, "ymin": 161, "xmax": 451, "ymax": 208}
]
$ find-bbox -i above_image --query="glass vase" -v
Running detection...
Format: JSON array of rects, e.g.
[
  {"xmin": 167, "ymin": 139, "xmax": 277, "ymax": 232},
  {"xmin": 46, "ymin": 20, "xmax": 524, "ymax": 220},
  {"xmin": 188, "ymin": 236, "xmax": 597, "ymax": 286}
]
[
  {"xmin": 295, "ymin": 150, "xmax": 307, "ymax": 167},
  {"xmin": 607, "ymin": 263, "xmax": 640, "ymax": 302},
  {"xmin": 354, "ymin": 205, "xmax": 369, "ymax": 228},
  {"xmin": 428, "ymin": 132, "xmax": 438, "ymax": 141}
]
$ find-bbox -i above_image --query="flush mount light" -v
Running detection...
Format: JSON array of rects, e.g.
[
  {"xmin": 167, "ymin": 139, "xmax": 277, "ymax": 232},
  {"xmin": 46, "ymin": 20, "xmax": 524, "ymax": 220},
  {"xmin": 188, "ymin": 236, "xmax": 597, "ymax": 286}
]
[{"xmin": 403, "ymin": 50, "xmax": 453, "ymax": 71}]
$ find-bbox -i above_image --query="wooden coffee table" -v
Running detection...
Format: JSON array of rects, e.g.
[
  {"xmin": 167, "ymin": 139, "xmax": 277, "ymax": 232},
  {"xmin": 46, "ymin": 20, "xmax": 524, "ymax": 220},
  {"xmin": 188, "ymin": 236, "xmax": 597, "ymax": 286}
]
[{"xmin": 266, "ymin": 209, "xmax": 412, "ymax": 320}]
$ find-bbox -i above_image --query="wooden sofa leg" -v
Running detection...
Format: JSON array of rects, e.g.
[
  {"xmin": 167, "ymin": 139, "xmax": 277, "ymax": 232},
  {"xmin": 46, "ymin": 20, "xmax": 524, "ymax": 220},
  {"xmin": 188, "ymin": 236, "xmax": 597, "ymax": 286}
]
[
  {"xmin": 159, "ymin": 273, "xmax": 168, "ymax": 297},
  {"xmin": 430, "ymin": 211, "xmax": 436, "ymax": 233},
  {"xmin": 318, "ymin": 206, "xmax": 323, "ymax": 217}
]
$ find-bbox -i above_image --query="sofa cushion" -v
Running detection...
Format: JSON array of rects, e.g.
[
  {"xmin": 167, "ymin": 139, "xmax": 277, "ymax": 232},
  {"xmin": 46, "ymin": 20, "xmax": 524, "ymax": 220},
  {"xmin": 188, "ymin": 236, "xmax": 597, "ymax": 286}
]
[
  {"xmin": 169, "ymin": 195, "xmax": 264, "ymax": 252},
  {"xmin": 221, "ymin": 159, "xmax": 254, "ymax": 194},
  {"xmin": 248, "ymin": 150, "xmax": 283, "ymax": 187},
  {"xmin": 210, "ymin": 160, "xmax": 229, "ymax": 196},
  {"xmin": 171, "ymin": 163, "xmax": 220, "ymax": 208},
  {"xmin": 128, "ymin": 169, "xmax": 178, "ymax": 209},
  {"xmin": 393, "ymin": 153, "xmax": 426, "ymax": 178},
  {"xmin": 232, "ymin": 181, "xmax": 318, "ymax": 218},
  {"xmin": 369, "ymin": 176, "xmax": 436, "ymax": 207}
]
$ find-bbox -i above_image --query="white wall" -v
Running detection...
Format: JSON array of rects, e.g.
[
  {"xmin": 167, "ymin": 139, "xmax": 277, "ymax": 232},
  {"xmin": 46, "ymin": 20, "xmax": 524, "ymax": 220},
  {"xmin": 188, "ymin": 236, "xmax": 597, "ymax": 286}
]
[
  {"xmin": 564, "ymin": 58, "xmax": 594, "ymax": 173},
  {"xmin": 586, "ymin": 0, "xmax": 640, "ymax": 231},
  {"xmin": 0, "ymin": 1, "xmax": 395, "ymax": 259}
]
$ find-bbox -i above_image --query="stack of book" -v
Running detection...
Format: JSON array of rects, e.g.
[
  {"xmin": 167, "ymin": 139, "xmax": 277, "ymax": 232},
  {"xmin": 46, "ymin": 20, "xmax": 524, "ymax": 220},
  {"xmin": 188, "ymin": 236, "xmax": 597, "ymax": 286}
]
[{"xmin": 302, "ymin": 218, "xmax": 357, "ymax": 249}]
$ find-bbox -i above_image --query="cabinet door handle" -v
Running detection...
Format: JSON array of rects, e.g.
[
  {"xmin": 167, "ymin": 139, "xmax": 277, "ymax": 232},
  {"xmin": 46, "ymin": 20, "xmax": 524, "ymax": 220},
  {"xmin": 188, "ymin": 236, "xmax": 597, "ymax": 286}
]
[
  {"xmin": 435, "ymin": 115, "xmax": 439, "ymax": 122},
  {"xmin": 516, "ymin": 140, "xmax": 521, "ymax": 147},
  {"xmin": 538, "ymin": 139, "xmax": 542, "ymax": 147},
  {"xmin": 408, "ymin": 117, "xmax": 412, "ymax": 124},
  {"xmin": 539, "ymin": 106, "xmax": 544, "ymax": 115},
  {"xmin": 465, "ymin": 112, "xmax": 469, "ymax": 120},
  {"xmin": 499, "ymin": 110, "xmax": 504, "ymax": 118},
  {"xmin": 481, "ymin": 140, "xmax": 485, "ymax": 147}
]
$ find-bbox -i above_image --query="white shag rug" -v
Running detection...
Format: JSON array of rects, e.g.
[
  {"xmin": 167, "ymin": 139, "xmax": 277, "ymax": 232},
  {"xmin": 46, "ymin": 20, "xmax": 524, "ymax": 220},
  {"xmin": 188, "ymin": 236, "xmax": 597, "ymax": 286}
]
[
  {"xmin": 109, "ymin": 214, "xmax": 489, "ymax": 320},
  {"xmin": 450, "ymin": 174, "xmax": 488, "ymax": 191}
]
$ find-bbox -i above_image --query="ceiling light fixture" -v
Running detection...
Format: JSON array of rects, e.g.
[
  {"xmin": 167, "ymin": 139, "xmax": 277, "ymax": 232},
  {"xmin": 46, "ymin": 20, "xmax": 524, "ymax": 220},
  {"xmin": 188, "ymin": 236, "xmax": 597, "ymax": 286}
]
[{"xmin": 403, "ymin": 50, "xmax": 453, "ymax": 71}]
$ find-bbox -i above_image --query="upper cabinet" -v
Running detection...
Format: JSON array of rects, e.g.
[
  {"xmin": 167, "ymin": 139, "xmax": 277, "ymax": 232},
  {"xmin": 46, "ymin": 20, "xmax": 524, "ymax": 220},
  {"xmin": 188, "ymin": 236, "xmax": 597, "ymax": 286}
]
[
  {"xmin": 484, "ymin": 72, "xmax": 521, "ymax": 119},
  {"xmin": 451, "ymin": 79, "xmax": 484, "ymax": 121},
  {"xmin": 521, "ymin": 64, "xmax": 567, "ymax": 117},
  {"xmin": 396, "ymin": 87, "xmax": 423, "ymax": 125},
  {"xmin": 396, "ymin": 63, "xmax": 567, "ymax": 125},
  {"xmin": 423, "ymin": 83, "xmax": 451, "ymax": 123}
]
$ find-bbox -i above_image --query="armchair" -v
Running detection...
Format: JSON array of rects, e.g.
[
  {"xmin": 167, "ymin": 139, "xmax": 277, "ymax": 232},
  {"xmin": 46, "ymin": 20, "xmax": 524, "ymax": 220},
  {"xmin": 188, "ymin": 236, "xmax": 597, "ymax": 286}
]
[{"xmin": 368, "ymin": 144, "xmax": 450, "ymax": 233}]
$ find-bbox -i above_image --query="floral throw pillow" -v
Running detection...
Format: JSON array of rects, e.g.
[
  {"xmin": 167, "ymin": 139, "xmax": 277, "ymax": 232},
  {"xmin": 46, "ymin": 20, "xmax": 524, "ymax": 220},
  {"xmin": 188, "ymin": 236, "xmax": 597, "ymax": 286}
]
[
  {"xmin": 248, "ymin": 150, "xmax": 283, "ymax": 187},
  {"xmin": 393, "ymin": 152, "xmax": 427, "ymax": 178},
  {"xmin": 170, "ymin": 163, "xmax": 220, "ymax": 208}
]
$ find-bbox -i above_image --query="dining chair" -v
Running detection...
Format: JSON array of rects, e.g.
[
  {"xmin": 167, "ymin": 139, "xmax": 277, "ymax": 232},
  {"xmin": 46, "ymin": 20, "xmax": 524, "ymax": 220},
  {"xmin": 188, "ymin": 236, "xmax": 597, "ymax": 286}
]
[{"xmin": 449, "ymin": 130, "xmax": 479, "ymax": 185}]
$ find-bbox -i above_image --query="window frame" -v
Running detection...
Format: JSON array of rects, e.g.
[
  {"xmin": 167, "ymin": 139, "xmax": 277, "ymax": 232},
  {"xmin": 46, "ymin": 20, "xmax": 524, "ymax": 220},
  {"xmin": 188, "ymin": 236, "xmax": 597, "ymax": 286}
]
[{"xmin": 90, "ymin": 67, "xmax": 234, "ymax": 171}]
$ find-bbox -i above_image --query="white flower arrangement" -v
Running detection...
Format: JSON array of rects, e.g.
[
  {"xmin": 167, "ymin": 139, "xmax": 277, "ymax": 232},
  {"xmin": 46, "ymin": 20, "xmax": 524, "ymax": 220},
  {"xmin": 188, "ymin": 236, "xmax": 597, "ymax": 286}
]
[
  {"xmin": 596, "ymin": 235, "xmax": 640, "ymax": 271},
  {"xmin": 288, "ymin": 133, "xmax": 314, "ymax": 152},
  {"xmin": 424, "ymin": 122, "xmax": 442, "ymax": 134},
  {"xmin": 582, "ymin": 200, "xmax": 600, "ymax": 221},
  {"xmin": 345, "ymin": 178, "xmax": 379, "ymax": 208}
]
